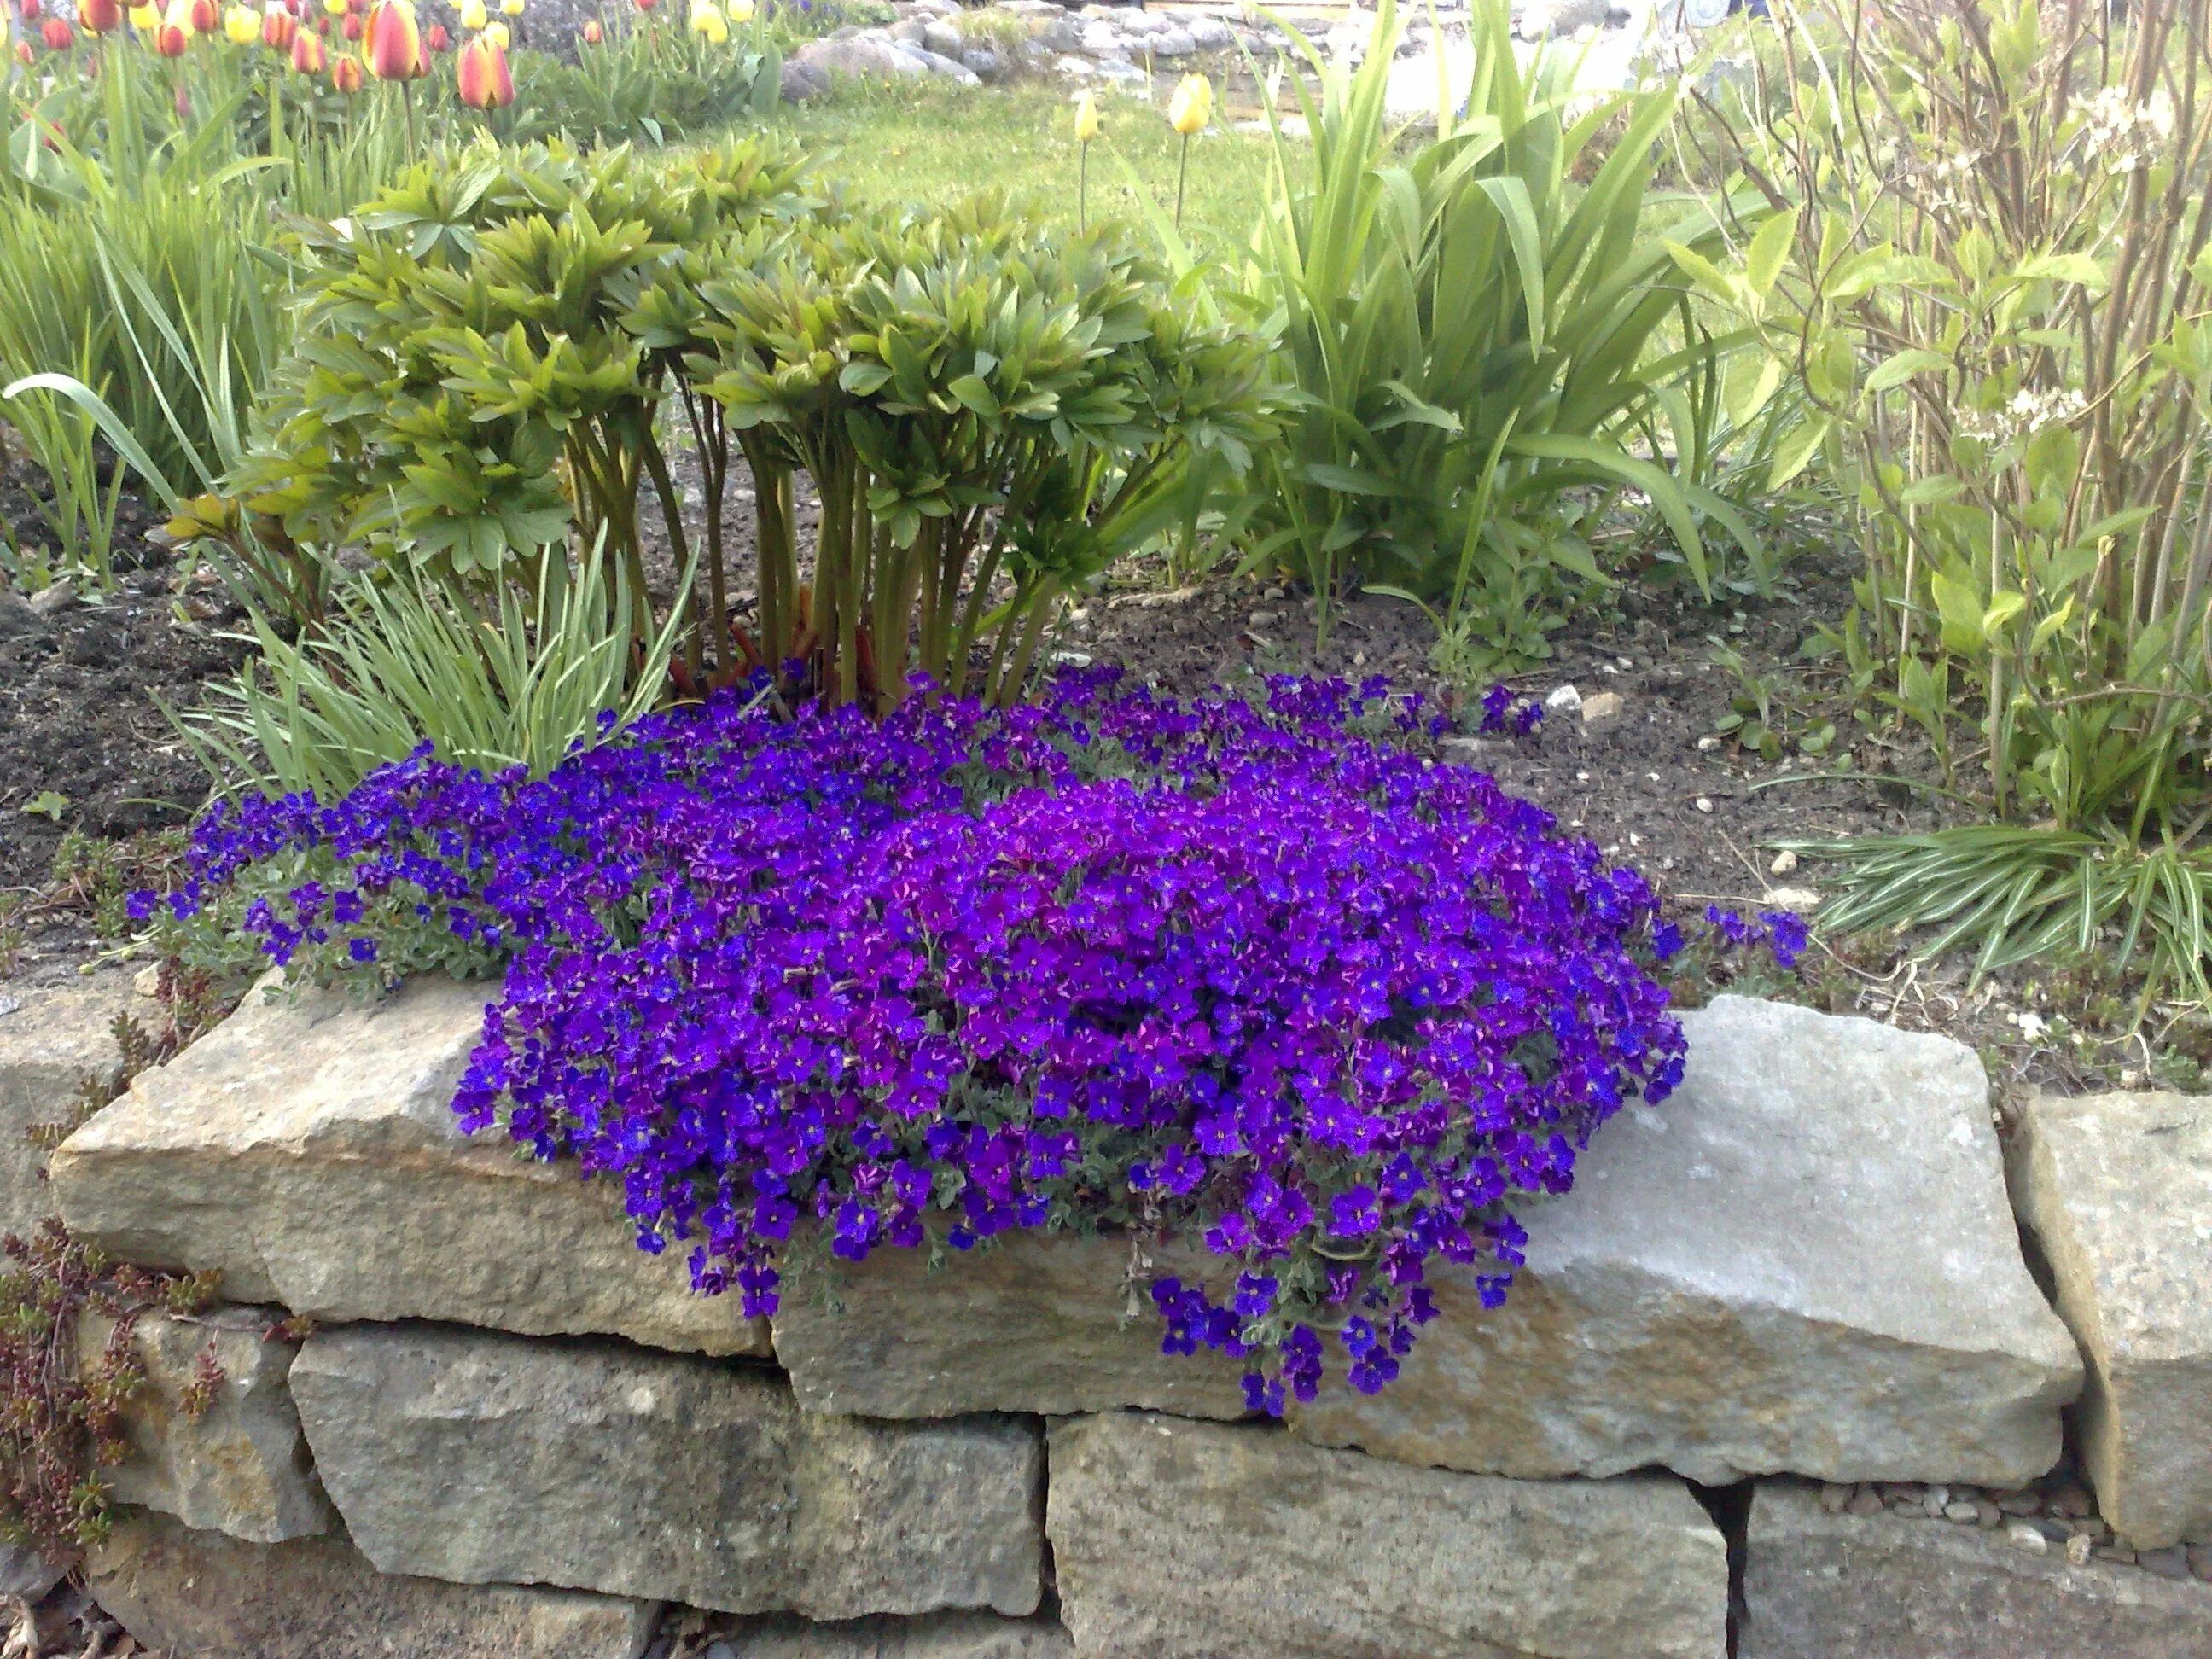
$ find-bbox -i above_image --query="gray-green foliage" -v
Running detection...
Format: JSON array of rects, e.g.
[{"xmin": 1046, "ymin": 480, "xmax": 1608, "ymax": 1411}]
[{"xmin": 1243, "ymin": 0, "xmax": 1750, "ymax": 656}]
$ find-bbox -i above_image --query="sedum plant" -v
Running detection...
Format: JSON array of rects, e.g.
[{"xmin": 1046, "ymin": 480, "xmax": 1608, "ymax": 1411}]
[{"xmin": 1678, "ymin": 0, "xmax": 2212, "ymax": 1007}]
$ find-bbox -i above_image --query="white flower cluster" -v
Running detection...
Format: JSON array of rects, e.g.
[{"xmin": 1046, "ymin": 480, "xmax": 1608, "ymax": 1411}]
[
  {"xmin": 1954, "ymin": 386, "xmax": 2089, "ymax": 446},
  {"xmin": 2069, "ymin": 85, "xmax": 2174, "ymax": 174}
]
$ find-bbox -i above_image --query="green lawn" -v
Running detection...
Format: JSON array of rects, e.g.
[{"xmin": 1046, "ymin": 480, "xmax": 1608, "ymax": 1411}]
[{"xmin": 781, "ymin": 77, "xmax": 1283, "ymax": 262}]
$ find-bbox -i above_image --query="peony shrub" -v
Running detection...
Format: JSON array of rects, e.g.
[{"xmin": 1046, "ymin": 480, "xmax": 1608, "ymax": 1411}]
[{"xmin": 139, "ymin": 672, "xmax": 1697, "ymax": 1411}]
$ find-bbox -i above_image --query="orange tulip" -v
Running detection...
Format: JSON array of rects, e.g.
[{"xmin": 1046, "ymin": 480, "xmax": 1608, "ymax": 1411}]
[
  {"xmin": 260, "ymin": 0, "xmax": 292, "ymax": 42},
  {"xmin": 580, "ymin": 15, "xmax": 597, "ymax": 38},
  {"xmin": 454, "ymin": 29, "xmax": 509, "ymax": 105},
  {"xmin": 288, "ymin": 22, "xmax": 320, "ymax": 65},
  {"xmin": 74, "ymin": 0, "xmax": 117, "ymax": 30},
  {"xmin": 360, "ymin": 0, "xmax": 415, "ymax": 75},
  {"xmin": 152, "ymin": 0, "xmax": 189, "ymax": 50},
  {"xmin": 14, "ymin": 35, "xmax": 32, "ymax": 57},
  {"xmin": 422, "ymin": 18, "xmax": 444, "ymax": 45},
  {"xmin": 329, "ymin": 44, "xmax": 359, "ymax": 85}
]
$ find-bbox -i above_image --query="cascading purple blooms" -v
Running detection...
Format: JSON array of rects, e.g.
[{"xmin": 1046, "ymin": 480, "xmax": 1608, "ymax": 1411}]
[{"xmin": 137, "ymin": 670, "xmax": 1690, "ymax": 1412}]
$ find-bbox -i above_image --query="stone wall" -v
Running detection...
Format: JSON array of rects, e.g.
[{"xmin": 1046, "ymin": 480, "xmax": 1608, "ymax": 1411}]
[{"xmin": 3, "ymin": 975, "xmax": 2206, "ymax": 1656}]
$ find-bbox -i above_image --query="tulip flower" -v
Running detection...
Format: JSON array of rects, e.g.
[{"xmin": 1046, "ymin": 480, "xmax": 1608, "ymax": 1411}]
[
  {"xmin": 328, "ymin": 43, "xmax": 357, "ymax": 84},
  {"xmin": 579, "ymin": 15, "xmax": 597, "ymax": 38},
  {"xmin": 422, "ymin": 17, "xmax": 442, "ymax": 45},
  {"xmin": 17, "ymin": 0, "xmax": 37, "ymax": 22},
  {"xmin": 457, "ymin": 0, "xmax": 480, "ymax": 20},
  {"xmin": 497, "ymin": 0, "xmax": 519, "ymax": 14},
  {"xmin": 1166, "ymin": 73, "xmax": 1210, "ymax": 228},
  {"xmin": 360, "ymin": 0, "xmax": 412, "ymax": 73},
  {"xmin": 1071, "ymin": 91, "xmax": 1099, "ymax": 230},
  {"xmin": 38, "ymin": 13, "xmax": 67, "ymax": 43},
  {"xmin": 260, "ymin": 0, "xmax": 292, "ymax": 43},
  {"xmin": 288, "ymin": 22, "xmax": 318, "ymax": 64},
  {"xmin": 454, "ymin": 27, "xmax": 508, "ymax": 104},
  {"xmin": 478, "ymin": 15, "xmax": 501, "ymax": 43},
  {"xmin": 127, "ymin": 0, "xmax": 152, "ymax": 23},
  {"xmin": 151, "ymin": 0, "xmax": 189, "ymax": 50},
  {"xmin": 222, "ymin": 3, "xmax": 255, "ymax": 38},
  {"xmin": 725, "ymin": 0, "xmax": 749, "ymax": 20},
  {"xmin": 337, "ymin": 9, "xmax": 353, "ymax": 31},
  {"xmin": 686, "ymin": 0, "xmax": 722, "ymax": 39},
  {"xmin": 186, "ymin": 0, "xmax": 215, "ymax": 28},
  {"xmin": 14, "ymin": 34, "xmax": 32, "ymax": 57},
  {"xmin": 632, "ymin": 0, "xmax": 653, "ymax": 11},
  {"xmin": 75, "ymin": 0, "xmax": 117, "ymax": 31}
]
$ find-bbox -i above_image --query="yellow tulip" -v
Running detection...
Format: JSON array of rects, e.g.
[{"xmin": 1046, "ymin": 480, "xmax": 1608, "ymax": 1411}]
[
  {"xmin": 128, "ymin": 2, "xmax": 155, "ymax": 26},
  {"xmin": 480, "ymin": 15, "xmax": 504, "ymax": 44},
  {"xmin": 1073, "ymin": 90, "xmax": 1099, "ymax": 143},
  {"xmin": 687, "ymin": 0, "xmax": 724, "ymax": 39},
  {"xmin": 497, "ymin": 0, "xmax": 521, "ymax": 14},
  {"xmin": 1167, "ymin": 73, "xmax": 1211, "ymax": 137},
  {"xmin": 726, "ymin": 0, "xmax": 751, "ymax": 20},
  {"xmin": 457, "ymin": 0, "xmax": 484, "ymax": 26},
  {"xmin": 221, "ymin": 3, "xmax": 255, "ymax": 40}
]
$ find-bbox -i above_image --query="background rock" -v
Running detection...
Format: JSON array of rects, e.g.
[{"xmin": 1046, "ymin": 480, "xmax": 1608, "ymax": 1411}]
[
  {"xmin": 87, "ymin": 1305, "xmax": 329, "ymax": 1544},
  {"xmin": 771, "ymin": 1230, "xmax": 1246, "ymax": 1421},
  {"xmin": 1291, "ymin": 997, "xmax": 2081, "ymax": 1487},
  {"xmin": 1743, "ymin": 1480, "xmax": 2212, "ymax": 1656},
  {"xmin": 0, "ymin": 971, "xmax": 132, "ymax": 1235},
  {"xmin": 89, "ymin": 1511, "xmax": 661, "ymax": 1659},
  {"xmin": 2009, "ymin": 1090, "xmax": 2212, "ymax": 1548},
  {"xmin": 708, "ymin": 1610, "xmax": 1073, "ymax": 1657},
  {"xmin": 52, "ymin": 977, "xmax": 769, "ymax": 1358},
  {"xmin": 1046, "ymin": 1412, "xmax": 1726, "ymax": 1659},
  {"xmin": 290, "ymin": 1323, "xmax": 1044, "ymax": 1621}
]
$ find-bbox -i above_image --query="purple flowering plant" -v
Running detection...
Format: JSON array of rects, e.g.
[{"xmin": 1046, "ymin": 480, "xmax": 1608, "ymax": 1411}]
[{"xmin": 137, "ymin": 670, "xmax": 1694, "ymax": 1411}]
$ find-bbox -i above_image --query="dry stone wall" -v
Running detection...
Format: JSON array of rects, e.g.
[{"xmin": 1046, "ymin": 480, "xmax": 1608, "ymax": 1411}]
[{"xmin": 7, "ymin": 975, "xmax": 2208, "ymax": 1656}]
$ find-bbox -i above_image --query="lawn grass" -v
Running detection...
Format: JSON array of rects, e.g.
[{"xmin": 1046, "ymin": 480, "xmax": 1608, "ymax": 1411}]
[{"xmin": 781, "ymin": 75, "xmax": 1283, "ymax": 262}]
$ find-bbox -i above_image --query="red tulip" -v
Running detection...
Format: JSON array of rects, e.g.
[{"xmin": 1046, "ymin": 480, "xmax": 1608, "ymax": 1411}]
[
  {"xmin": 580, "ymin": 15, "xmax": 598, "ymax": 38},
  {"xmin": 337, "ymin": 9, "xmax": 356, "ymax": 33},
  {"xmin": 151, "ymin": 0, "xmax": 188, "ymax": 51},
  {"xmin": 261, "ymin": 2, "xmax": 292, "ymax": 43},
  {"xmin": 18, "ymin": 0, "xmax": 38, "ymax": 22},
  {"xmin": 15, "ymin": 34, "xmax": 36, "ymax": 57},
  {"xmin": 74, "ymin": 0, "xmax": 117, "ymax": 31},
  {"xmin": 329, "ymin": 44, "xmax": 359, "ymax": 86},
  {"xmin": 454, "ymin": 28, "xmax": 509, "ymax": 105},
  {"xmin": 632, "ymin": 0, "xmax": 653, "ymax": 13},
  {"xmin": 423, "ymin": 19, "xmax": 444, "ymax": 45},
  {"xmin": 186, "ymin": 0, "xmax": 214, "ymax": 26},
  {"xmin": 173, "ymin": 80, "xmax": 189, "ymax": 116},
  {"xmin": 288, "ymin": 20, "xmax": 319, "ymax": 64}
]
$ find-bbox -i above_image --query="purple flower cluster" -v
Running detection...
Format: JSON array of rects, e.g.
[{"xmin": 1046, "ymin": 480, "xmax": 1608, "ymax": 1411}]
[{"xmin": 142, "ymin": 671, "xmax": 1687, "ymax": 1409}]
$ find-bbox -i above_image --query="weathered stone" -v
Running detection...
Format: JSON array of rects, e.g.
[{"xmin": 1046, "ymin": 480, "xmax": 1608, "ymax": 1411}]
[
  {"xmin": 86, "ymin": 1306, "xmax": 329, "ymax": 1544},
  {"xmin": 290, "ymin": 1324, "xmax": 1044, "ymax": 1620},
  {"xmin": 1292, "ymin": 997, "xmax": 2081, "ymax": 1486},
  {"xmin": 780, "ymin": 56, "xmax": 830, "ymax": 99},
  {"xmin": 2009, "ymin": 1089, "xmax": 2212, "ymax": 1548},
  {"xmin": 0, "ymin": 971, "xmax": 133, "ymax": 1236},
  {"xmin": 1743, "ymin": 1480, "xmax": 2212, "ymax": 1656},
  {"xmin": 711, "ymin": 1611, "xmax": 1073, "ymax": 1657},
  {"xmin": 1047, "ymin": 1412, "xmax": 1726, "ymax": 1659},
  {"xmin": 772, "ymin": 1231, "xmax": 1246, "ymax": 1420},
  {"xmin": 795, "ymin": 35, "xmax": 930, "ymax": 76},
  {"xmin": 89, "ymin": 1511, "xmax": 660, "ymax": 1659},
  {"xmin": 52, "ymin": 977, "xmax": 769, "ymax": 1358},
  {"xmin": 0, "ymin": 1542, "xmax": 72, "ymax": 1599}
]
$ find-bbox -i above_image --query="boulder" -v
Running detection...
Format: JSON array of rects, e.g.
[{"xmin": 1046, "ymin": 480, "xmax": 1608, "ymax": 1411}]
[
  {"xmin": 0, "ymin": 1542, "xmax": 71, "ymax": 1600},
  {"xmin": 0, "ymin": 970, "xmax": 133, "ymax": 1236},
  {"xmin": 1046, "ymin": 1412, "xmax": 1726, "ymax": 1659},
  {"xmin": 921, "ymin": 17, "xmax": 961, "ymax": 52},
  {"xmin": 90, "ymin": 1306, "xmax": 329, "ymax": 1544},
  {"xmin": 780, "ymin": 57, "xmax": 830, "ymax": 100},
  {"xmin": 289, "ymin": 1324, "xmax": 1045, "ymax": 1621},
  {"xmin": 1516, "ymin": 0, "xmax": 1610, "ymax": 35},
  {"xmin": 51, "ymin": 977, "xmax": 770, "ymax": 1359},
  {"xmin": 796, "ymin": 36, "xmax": 931, "ymax": 76},
  {"xmin": 1742, "ymin": 1480, "xmax": 2212, "ymax": 1656},
  {"xmin": 89, "ymin": 1511, "xmax": 661, "ymax": 1659},
  {"xmin": 2009, "ymin": 1089, "xmax": 2212, "ymax": 1548},
  {"xmin": 771, "ymin": 1230, "xmax": 1247, "ymax": 1420},
  {"xmin": 710, "ymin": 1611, "xmax": 1073, "ymax": 1657},
  {"xmin": 1291, "ymin": 997, "xmax": 2081, "ymax": 1487},
  {"xmin": 1148, "ymin": 26, "xmax": 1196, "ymax": 55}
]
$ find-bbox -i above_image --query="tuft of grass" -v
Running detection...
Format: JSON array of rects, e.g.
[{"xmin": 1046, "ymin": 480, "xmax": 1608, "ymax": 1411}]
[{"xmin": 779, "ymin": 77, "xmax": 1278, "ymax": 259}]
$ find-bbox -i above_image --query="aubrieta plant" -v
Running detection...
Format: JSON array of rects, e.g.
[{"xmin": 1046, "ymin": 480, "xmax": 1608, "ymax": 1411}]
[{"xmin": 138, "ymin": 672, "xmax": 1687, "ymax": 1411}]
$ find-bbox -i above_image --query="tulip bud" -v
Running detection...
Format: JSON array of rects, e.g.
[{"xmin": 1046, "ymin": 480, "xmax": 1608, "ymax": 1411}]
[
  {"xmin": 74, "ymin": 0, "xmax": 117, "ymax": 31},
  {"xmin": 726, "ymin": 0, "xmax": 749, "ymax": 19},
  {"xmin": 422, "ymin": 18, "xmax": 443, "ymax": 45},
  {"xmin": 151, "ymin": 0, "xmax": 189, "ymax": 50},
  {"xmin": 632, "ymin": 0, "xmax": 654, "ymax": 14},
  {"xmin": 14, "ymin": 34, "xmax": 32, "ymax": 57},
  {"xmin": 1073, "ymin": 90, "xmax": 1098, "ymax": 143},
  {"xmin": 686, "ymin": 0, "xmax": 721, "ymax": 39},
  {"xmin": 478, "ymin": 15, "xmax": 501, "ymax": 44},
  {"xmin": 328, "ymin": 43, "xmax": 358, "ymax": 84},
  {"xmin": 497, "ymin": 0, "xmax": 519, "ymax": 14},
  {"xmin": 456, "ymin": 0, "xmax": 480, "ymax": 23},
  {"xmin": 260, "ymin": 0, "xmax": 292, "ymax": 44},
  {"xmin": 187, "ymin": 0, "xmax": 216, "ymax": 29},
  {"xmin": 17, "ymin": 0, "xmax": 38, "ymax": 22},
  {"xmin": 223, "ymin": 3, "xmax": 256, "ymax": 39},
  {"xmin": 127, "ymin": 0, "xmax": 152, "ymax": 23},
  {"xmin": 360, "ymin": 0, "xmax": 415, "ymax": 73},
  {"xmin": 41, "ymin": 10, "xmax": 71, "ymax": 41},
  {"xmin": 288, "ymin": 22, "xmax": 319, "ymax": 65},
  {"xmin": 454, "ymin": 27, "xmax": 509, "ymax": 105},
  {"xmin": 579, "ymin": 15, "xmax": 597, "ymax": 38},
  {"xmin": 1167, "ymin": 73, "xmax": 1211, "ymax": 137},
  {"xmin": 338, "ymin": 8, "xmax": 354, "ymax": 32}
]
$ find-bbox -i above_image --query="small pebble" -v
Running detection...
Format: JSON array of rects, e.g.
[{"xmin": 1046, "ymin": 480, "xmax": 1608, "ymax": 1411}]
[
  {"xmin": 2186, "ymin": 1544, "xmax": 2212, "ymax": 1582},
  {"xmin": 1975, "ymin": 1501, "xmax": 2002, "ymax": 1529},
  {"xmin": 1695, "ymin": 734, "xmax": 1720, "ymax": 751},
  {"xmin": 2096, "ymin": 1545, "xmax": 2137, "ymax": 1565},
  {"xmin": 1994, "ymin": 1492, "xmax": 2042, "ymax": 1516},
  {"xmin": 2065, "ymin": 1532, "xmax": 2093, "ymax": 1566},
  {"xmin": 1846, "ymin": 1488, "xmax": 1884, "ymax": 1518},
  {"xmin": 2032, "ymin": 1516, "xmax": 2075, "ymax": 1544},
  {"xmin": 1768, "ymin": 848, "xmax": 1799, "ymax": 875},
  {"xmin": 1943, "ymin": 1502, "xmax": 1980, "ymax": 1524},
  {"xmin": 1923, "ymin": 1486, "xmax": 1952, "ymax": 1517},
  {"xmin": 2005, "ymin": 1522, "xmax": 2049, "ymax": 1557},
  {"xmin": 1545, "ymin": 684, "xmax": 1583, "ymax": 713},
  {"xmin": 1819, "ymin": 1484, "xmax": 1852, "ymax": 1514},
  {"xmin": 2138, "ymin": 1545, "xmax": 2192, "ymax": 1581},
  {"xmin": 1694, "ymin": 797, "xmax": 1714, "ymax": 813}
]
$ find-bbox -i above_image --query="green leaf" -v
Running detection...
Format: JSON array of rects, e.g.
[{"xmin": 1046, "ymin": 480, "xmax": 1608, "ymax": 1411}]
[{"xmin": 1864, "ymin": 349, "xmax": 1952, "ymax": 393}]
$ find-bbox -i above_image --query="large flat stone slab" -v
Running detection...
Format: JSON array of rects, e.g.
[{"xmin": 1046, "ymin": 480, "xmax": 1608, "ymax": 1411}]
[
  {"xmin": 1742, "ymin": 1479, "xmax": 2212, "ymax": 1656},
  {"xmin": 89, "ymin": 1510, "xmax": 661, "ymax": 1659},
  {"xmin": 289, "ymin": 1323, "xmax": 1044, "ymax": 1620},
  {"xmin": 89, "ymin": 1305, "xmax": 329, "ymax": 1544},
  {"xmin": 709, "ymin": 1611, "xmax": 1073, "ymax": 1657},
  {"xmin": 772, "ymin": 1231, "xmax": 1246, "ymax": 1420},
  {"xmin": 2009, "ymin": 1089, "xmax": 2212, "ymax": 1548},
  {"xmin": 51, "ymin": 976, "xmax": 768, "ymax": 1357},
  {"xmin": 1291, "ymin": 996, "xmax": 2081, "ymax": 1485},
  {"xmin": 0, "ymin": 970, "xmax": 133, "ymax": 1236},
  {"xmin": 1045, "ymin": 1412, "xmax": 1726, "ymax": 1659}
]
